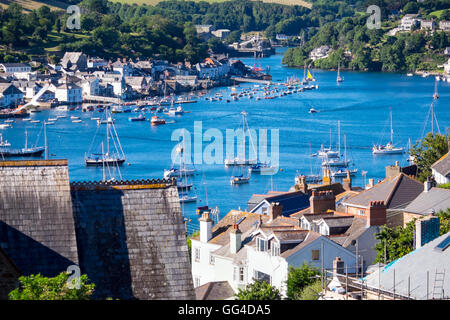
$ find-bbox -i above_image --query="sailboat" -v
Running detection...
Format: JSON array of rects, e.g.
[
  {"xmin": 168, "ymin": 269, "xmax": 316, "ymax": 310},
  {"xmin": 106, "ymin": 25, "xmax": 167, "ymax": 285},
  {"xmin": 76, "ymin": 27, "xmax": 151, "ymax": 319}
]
[
  {"xmin": 230, "ymin": 171, "xmax": 251, "ymax": 185},
  {"xmin": 0, "ymin": 129, "xmax": 45, "ymax": 157},
  {"xmin": 85, "ymin": 110, "xmax": 126, "ymax": 166},
  {"xmin": 372, "ymin": 108, "xmax": 404, "ymax": 155},
  {"xmin": 167, "ymin": 143, "xmax": 197, "ymax": 203},
  {"xmin": 433, "ymin": 79, "xmax": 439, "ymax": 100},
  {"xmin": 336, "ymin": 62, "xmax": 344, "ymax": 83},
  {"xmin": 330, "ymin": 135, "xmax": 357, "ymax": 177},
  {"xmin": 318, "ymin": 125, "xmax": 340, "ymax": 158},
  {"xmin": 164, "ymin": 145, "xmax": 196, "ymax": 179},
  {"xmin": 224, "ymin": 111, "xmax": 257, "ymax": 166}
]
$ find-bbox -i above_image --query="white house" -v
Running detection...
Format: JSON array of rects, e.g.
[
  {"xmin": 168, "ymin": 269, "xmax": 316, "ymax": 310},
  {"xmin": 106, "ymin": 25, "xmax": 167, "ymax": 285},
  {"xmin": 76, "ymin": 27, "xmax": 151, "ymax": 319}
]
[
  {"xmin": 309, "ymin": 45, "xmax": 331, "ymax": 61},
  {"xmin": 190, "ymin": 205, "xmax": 356, "ymax": 298},
  {"xmin": 81, "ymin": 78, "xmax": 100, "ymax": 96},
  {"xmin": 54, "ymin": 83, "xmax": 82, "ymax": 104},
  {"xmin": 439, "ymin": 21, "xmax": 450, "ymax": 31},
  {"xmin": 445, "ymin": 59, "xmax": 450, "ymax": 75},
  {"xmin": 400, "ymin": 14, "xmax": 421, "ymax": 31},
  {"xmin": 0, "ymin": 83, "xmax": 24, "ymax": 107},
  {"xmin": 195, "ymin": 57, "xmax": 230, "ymax": 80},
  {"xmin": 0, "ymin": 63, "xmax": 32, "ymax": 73},
  {"xmin": 431, "ymin": 151, "xmax": 450, "ymax": 184}
]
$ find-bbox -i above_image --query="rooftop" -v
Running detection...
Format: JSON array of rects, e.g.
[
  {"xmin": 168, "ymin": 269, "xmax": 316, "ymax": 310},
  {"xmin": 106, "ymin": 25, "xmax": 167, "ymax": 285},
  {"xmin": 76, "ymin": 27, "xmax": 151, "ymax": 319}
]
[
  {"xmin": 343, "ymin": 173, "xmax": 423, "ymax": 209},
  {"xmin": 404, "ymin": 187, "xmax": 450, "ymax": 215},
  {"xmin": 431, "ymin": 152, "xmax": 450, "ymax": 178},
  {"xmin": 364, "ymin": 232, "xmax": 450, "ymax": 300}
]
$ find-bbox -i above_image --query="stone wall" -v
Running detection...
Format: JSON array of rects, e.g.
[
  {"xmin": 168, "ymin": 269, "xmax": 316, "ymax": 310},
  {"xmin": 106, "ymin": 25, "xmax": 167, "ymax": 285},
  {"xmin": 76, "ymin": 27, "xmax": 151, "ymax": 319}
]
[
  {"xmin": 0, "ymin": 160, "xmax": 79, "ymax": 276},
  {"xmin": 71, "ymin": 180, "xmax": 195, "ymax": 300}
]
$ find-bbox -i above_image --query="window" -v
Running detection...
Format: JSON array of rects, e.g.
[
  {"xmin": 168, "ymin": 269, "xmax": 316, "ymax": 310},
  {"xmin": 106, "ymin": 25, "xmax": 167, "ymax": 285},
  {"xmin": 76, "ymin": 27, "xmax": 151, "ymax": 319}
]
[
  {"xmin": 194, "ymin": 276, "xmax": 200, "ymax": 288},
  {"xmin": 239, "ymin": 267, "xmax": 245, "ymax": 282},
  {"xmin": 194, "ymin": 247, "xmax": 200, "ymax": 262},
  {"xmin": 257, "ymin": 237, "xmax": 268, "ymax": 252},
  {"xmin": 209, "ymin": 254, "xmax": 215, "ymax": 265},
  {"xmin": 262, "ymin": 207, "xmax": 268, "ymax": 215},
  {"xmin": 312, "ymin": 249, "xmax": 320, "ymax": 261},
  {"xmin": 358, "ymin": 209, "xmax": 365, "ymax": 216},
  {"xmin": 254, "ymin": 270, "xmax": 271, "ymax": 284},
  {"xmin": 233, "ymin": 266, "xmax": 245, "ymax": 283},
  {"xmin": 271, "ymin": 242, "xmax": 280, "ymax": 256}
]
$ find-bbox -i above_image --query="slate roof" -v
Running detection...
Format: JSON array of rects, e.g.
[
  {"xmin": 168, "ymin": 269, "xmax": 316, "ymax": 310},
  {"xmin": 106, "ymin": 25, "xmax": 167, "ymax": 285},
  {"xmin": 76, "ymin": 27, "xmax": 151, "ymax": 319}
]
[
  {"xmin": 404, "ymin": 187, "xmax": 450, "ymax": 215},
  {"xmin": 431, "ymin": 153, "xmax": 450, "ymax": 178},
  {"xmin": 195, "ymin": 281, "xmax": 235, "ymax": 300},
  {"xmin": 343, "ymin": 174, "xmax": 423, "ymax": 209},
  {"xmin": 280, "ymin": 231, "xmax": 322, "ymax": 259},
  {"xmin": 364, "ymin": 232, "xmax": 450, "ymax": 300},
  {"xmin": 249, "ymin": 190, "xmax": 310, "ymax": 216},
  {"xmin": 247, "ymin": 191, "xmax": 286, "ymax": 211}
]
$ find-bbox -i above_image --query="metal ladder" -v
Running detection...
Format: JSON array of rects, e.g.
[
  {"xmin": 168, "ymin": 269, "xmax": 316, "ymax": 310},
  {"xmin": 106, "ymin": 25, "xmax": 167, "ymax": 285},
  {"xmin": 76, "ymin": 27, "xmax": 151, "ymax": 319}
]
[{"xmin": 432, "ymin": 269, "xmax": 445, "ymax": 299}]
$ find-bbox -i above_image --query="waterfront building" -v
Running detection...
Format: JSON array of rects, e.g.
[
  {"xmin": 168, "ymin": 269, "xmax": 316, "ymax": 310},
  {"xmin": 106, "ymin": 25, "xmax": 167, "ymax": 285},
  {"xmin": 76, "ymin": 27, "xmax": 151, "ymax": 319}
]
[
  {"xmin": 0, "ymin": 83, "xmax": 23, "ymax": 107},
  {"xmin": 310, "ymin": 45, "xmax": 331, "ymax": 61},
  {"xmin": 211, "ymin": 29, "xmax": 231, "ymax": 39},
  {"xmin": 53, "ymin": 82, "xmax": 82, "ymax": 104}
]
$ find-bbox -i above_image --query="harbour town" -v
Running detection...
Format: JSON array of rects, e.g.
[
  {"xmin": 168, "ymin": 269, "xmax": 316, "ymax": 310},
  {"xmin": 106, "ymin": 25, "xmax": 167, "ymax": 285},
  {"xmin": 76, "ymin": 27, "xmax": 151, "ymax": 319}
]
[{"xmin": 0, "ymin": 0, "xmax": 449, "ymax": 306}]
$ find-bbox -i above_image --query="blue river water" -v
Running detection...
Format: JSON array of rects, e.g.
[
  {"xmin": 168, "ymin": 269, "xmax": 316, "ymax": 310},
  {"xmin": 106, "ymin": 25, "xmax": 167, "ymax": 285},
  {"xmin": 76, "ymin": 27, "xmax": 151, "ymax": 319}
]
[{"xmin": 2, "ymin": 47, "xmax": 449, "ymax": 231}]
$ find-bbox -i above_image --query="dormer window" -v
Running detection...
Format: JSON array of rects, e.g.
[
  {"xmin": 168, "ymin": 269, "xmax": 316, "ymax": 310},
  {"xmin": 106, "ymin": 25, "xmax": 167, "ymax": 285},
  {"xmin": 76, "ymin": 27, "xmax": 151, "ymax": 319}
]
[
  {"xmin": 271, "ymin": 242, "xmax": 280, "ymax": 256},
  {"xmin": 256, "ymin": 237, "xmax": 268, "ymax": 252}
]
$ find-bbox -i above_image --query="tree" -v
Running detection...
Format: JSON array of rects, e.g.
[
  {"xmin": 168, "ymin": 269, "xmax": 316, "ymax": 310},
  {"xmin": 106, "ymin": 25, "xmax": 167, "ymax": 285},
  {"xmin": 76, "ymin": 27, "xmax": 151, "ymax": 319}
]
[
  {"xmin": 374, "ymin": 209, "xmax": 450, "ymax": 263},
  {"xmin": 235, "ymin": 280, "xmax": 281, "ymax": 300},
  {"xmin": 298, "ymin": 280, "xmax": 322, "ymax": 300},
  {"xmin": 410, "ymin": 133, "xmax": 449, "ymax": 182},
  {"xmin": 9, "ymin": 272, "xmax": 95, "ymax": 300},
  {"xmin": 286, "ymin": 263, "xmax": 320, "ymax": 300}
]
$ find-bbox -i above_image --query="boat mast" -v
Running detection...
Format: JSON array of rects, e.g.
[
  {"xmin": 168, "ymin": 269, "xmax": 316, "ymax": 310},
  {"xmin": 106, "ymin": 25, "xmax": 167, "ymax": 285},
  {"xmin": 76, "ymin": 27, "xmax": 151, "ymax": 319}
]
[
  {"xmin": 242, "ymin": 111, "xmax": 247, "ymax": 162},
  {"xmin": 338, "ymin": 120, "xmax": 341, "ymax": 156},
  {"xmin": 44, "ymin": 122, "xmax": 48, "ymax": 160},
  {"xmin": 390, "ymin": 107, "xmax": 393, "ymax": 143},
  {"xmin": 102, "ymin": 142, "xmax": 106, "ymax": 182},
  {"xmin": 25, "ymin": 129, "xmax": 27, "ymax": 149}
]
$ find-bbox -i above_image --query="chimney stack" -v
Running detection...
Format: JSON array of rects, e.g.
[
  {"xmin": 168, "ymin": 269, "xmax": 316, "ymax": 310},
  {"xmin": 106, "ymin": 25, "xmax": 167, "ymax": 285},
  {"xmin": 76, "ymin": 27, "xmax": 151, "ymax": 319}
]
[
  {"xmin": 296, "ymin": 175, "xmax": 308, "ymax": 193},
  {"xmin": 199, "ymin": 212, "xmax": 213, "ymax": 243},
  {"xmin": 322, "ymin": 169, "xmax": 331, "ymax": 185},
  {"xmin": 333, "ymin": 257, "xmax": 345, "ymax": 277},
  {"xmin": 385, "ymin": 162, "xmax": 401, "ymax": 179},
  {"xmin": 415, "ymin": 216, "xmax": 440, "ymax": 249},
  {"xmin": 269, "ymin": 202, "xmax": 283, "ymax": 221},
  {"xmin": 367, "ymin": 178, "xmax": 375, "ymax": 189},
  {"xmin": 424, "ymin": 177, "xmax": 436, "ymax": 192},
  {"xmin": 343, "ymin": 170, "xmax": 352, "ymax": 191},
  {"xmin": 230, "ymin": 223, "xmax": 242, "ymax": 254},
  {"xmin": 310, "ymin": 190, "xmax": 336, "ymax": 214},
  {"xmin": 365, "ymin": 201, "xmax": 387, "ymax": 226}
]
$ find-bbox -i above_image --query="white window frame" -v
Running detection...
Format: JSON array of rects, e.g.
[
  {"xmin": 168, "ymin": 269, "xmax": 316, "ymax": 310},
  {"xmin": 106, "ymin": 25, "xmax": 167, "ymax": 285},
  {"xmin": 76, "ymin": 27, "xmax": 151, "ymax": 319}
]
[
  {"xmin": 256, "ymin": 237, "xmax": 268, "ymax": 252},
  {"xmin": 271, "ymin": 242, "xmax": 280, "ymax": 256},
  {"xmin": 194, "ymin": 247, "xmax": 200, "ymax": 262},
  {"xmin": 209, "ymin": 254, "xmax": 215, "ymax": 265}
]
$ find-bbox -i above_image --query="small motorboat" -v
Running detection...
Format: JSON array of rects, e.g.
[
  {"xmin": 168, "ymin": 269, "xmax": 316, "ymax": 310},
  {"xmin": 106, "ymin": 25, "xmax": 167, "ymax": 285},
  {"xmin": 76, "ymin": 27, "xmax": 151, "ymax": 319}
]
[
  {"xmin": 151, "ymin": 115, "xmax": 166, "ymax": 126},
  {"xmin": 248, "ymin": 163, "xmax": 277, "ymax": 174},
  {"xmin": 179, "ymin": 193, "xmax": 197, "ymax": 203},
  {"xmin": 309, "ymin": 108, "xmax": 318, "ymax": 114},
  {"xmin": 0, "ymin": 124, "xmax": 11, "ymax": 129},
  {"xmin": 168, "ymin": 106, "xmax": 184, "ymax": 116},
  {"xmin": 128, "ymin": 114, "xmax": 146, "ymax": 122},
  {"xmin": 230, "ymin": 175, "xmax": 250, "ymax": 185}
]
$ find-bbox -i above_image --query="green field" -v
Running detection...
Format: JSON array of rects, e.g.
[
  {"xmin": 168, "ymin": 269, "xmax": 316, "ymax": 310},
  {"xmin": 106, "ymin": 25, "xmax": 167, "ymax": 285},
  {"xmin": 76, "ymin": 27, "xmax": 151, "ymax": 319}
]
[
  {"xmin": 0, "ymin": 0, "xmax": 68, "ymax": 11},
  {"xmin": 430, "ymin": 9, "xmax": 445, "ymax": 18}
]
